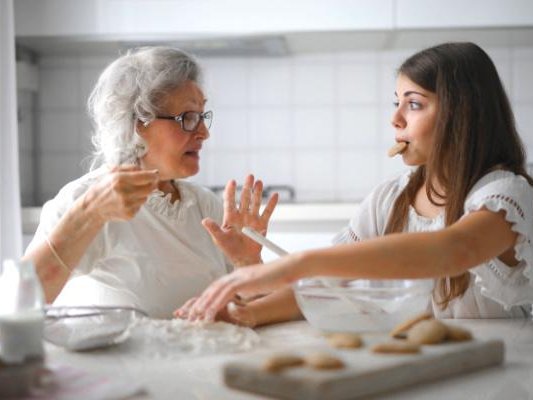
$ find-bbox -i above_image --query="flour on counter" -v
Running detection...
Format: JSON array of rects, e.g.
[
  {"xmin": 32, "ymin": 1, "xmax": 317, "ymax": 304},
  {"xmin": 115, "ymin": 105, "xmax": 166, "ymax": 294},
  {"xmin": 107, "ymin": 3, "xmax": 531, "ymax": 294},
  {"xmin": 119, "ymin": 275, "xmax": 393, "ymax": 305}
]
[{"xmin": 129, "ymin": 317, "xmax": 260, "ymax": 358}]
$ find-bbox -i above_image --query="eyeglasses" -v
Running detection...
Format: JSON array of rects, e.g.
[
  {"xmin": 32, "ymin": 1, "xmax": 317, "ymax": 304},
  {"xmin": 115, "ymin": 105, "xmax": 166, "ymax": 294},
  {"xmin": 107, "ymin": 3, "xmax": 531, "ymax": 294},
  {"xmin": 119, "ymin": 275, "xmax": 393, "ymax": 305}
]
[{"xmin": 155, "ymin": 110, "xmax": 213, "ymax": 132}]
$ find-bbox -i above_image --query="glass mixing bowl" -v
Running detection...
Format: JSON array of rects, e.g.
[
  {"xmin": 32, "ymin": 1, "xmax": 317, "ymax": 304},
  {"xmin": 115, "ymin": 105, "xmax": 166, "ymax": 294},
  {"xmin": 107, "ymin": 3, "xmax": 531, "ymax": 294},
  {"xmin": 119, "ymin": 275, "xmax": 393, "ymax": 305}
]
[
  {"xmin": 293, "ymin": 278, "xmax": 434, "ymax": 332},
  {"xmin": 44, "ymin": 306, "xmax": 147, "ymax": 351}
]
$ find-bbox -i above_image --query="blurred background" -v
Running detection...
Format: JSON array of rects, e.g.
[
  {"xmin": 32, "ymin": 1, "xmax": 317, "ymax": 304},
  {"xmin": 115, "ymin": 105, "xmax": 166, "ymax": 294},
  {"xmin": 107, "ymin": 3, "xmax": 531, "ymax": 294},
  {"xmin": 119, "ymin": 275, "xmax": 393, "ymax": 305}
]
[{"xmin": 10, "ymin": 0, "xmax": 533, "ymax": 253}]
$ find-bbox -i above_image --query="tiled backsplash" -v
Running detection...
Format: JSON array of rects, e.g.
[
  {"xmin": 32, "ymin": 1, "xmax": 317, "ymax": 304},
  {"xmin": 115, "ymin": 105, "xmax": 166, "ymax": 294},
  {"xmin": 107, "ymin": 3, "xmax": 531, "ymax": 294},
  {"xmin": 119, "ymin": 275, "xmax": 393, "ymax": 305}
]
[{"xmin": 19, "ymin": 47, "xmax": 533, "ymax": 205}]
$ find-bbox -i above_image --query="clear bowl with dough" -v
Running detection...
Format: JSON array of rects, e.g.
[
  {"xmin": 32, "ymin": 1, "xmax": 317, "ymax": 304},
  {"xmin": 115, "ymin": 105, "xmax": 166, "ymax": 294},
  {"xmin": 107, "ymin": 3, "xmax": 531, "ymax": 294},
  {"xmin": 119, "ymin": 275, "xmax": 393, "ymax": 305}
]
[
  {"xmin": 43, "ymin": 306, "xmax": 146, "ymax": 351},
  {"xmin": 293, "ymin": 278, "xmax": 434, "ymax": 332}
]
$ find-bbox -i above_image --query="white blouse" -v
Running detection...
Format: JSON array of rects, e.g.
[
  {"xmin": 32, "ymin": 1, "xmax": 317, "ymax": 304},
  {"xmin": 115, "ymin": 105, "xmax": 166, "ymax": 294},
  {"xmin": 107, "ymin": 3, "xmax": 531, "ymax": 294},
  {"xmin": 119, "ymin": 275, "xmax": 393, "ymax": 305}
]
[
  {"xmin": 27, "ymin": 168, "xmax": 232, "ymax": 318},
  {"xmin": 334, "ymin": 170, "xmax": 533, "ymax": 318}
]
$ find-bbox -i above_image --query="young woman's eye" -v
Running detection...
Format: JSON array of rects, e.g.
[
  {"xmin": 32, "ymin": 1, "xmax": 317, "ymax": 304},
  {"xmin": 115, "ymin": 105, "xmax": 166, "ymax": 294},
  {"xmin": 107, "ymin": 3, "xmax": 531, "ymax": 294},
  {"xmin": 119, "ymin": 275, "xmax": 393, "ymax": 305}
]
[
  {"xmin": 409, "ymin": 101, "xmax": 422, "ymax": 110},
  {"xmin": 392, "ymin": 101, "xmax": 399, "ymax": 108}
]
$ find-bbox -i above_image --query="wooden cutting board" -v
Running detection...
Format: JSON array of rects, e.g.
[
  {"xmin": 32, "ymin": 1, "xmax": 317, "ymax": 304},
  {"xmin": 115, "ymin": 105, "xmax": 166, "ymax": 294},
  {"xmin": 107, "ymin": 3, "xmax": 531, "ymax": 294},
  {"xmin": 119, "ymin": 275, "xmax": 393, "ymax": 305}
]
[{"xmin": 223, "ymin": 337, "xmax": 504, "ymax": 400}]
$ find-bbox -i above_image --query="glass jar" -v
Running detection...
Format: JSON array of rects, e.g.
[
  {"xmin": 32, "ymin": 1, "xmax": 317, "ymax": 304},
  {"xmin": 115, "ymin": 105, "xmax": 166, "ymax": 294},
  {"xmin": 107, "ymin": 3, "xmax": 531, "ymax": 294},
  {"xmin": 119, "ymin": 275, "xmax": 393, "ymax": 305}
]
[{"xmin": 0, "ymin": 259, "xmax": 45, "ymax": 364}]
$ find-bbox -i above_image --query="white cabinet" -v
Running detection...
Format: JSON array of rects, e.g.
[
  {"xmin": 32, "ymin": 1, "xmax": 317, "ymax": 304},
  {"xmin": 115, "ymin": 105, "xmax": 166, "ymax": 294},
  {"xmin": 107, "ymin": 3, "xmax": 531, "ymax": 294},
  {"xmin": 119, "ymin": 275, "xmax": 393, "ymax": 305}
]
[
  {"xmin": 15, "ymin": 0, "xmax": 533, "ymax": 40},
  {"xmin": 396, "ymin": 0, "xmax": 533, "ymax": 29},
  {"xmin": 14, "ymin": 0, "xmax": 394, "ymax": 39}
]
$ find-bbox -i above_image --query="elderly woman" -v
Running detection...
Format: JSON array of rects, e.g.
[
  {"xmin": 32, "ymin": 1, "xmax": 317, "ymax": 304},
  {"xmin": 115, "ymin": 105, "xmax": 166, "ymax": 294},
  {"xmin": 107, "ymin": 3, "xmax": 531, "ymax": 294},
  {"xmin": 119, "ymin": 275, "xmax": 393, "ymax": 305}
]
[{"xmin": 24, "ymin": 47, "xmax": 278, "ymax": 319}]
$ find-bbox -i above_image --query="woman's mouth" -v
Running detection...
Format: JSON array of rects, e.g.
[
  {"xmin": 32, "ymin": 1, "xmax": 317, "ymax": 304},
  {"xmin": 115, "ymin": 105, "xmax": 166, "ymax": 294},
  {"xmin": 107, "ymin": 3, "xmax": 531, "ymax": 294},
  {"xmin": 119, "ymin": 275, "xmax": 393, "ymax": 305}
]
[{"xmin": 184, "ymin": 150, "xmax": 200, "ymax": 158}]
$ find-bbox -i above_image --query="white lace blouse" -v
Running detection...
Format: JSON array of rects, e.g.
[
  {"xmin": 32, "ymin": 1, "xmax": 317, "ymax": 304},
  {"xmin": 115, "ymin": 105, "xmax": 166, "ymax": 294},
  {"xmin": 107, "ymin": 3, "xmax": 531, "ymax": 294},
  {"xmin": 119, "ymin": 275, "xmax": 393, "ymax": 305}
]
[
  {"xmin": 26, "ymin": 168, "xmax": 232, "ymax": 318},
  {"xmin": 333, "ymin": 170, "xmax": 533, "ymax": 318}
]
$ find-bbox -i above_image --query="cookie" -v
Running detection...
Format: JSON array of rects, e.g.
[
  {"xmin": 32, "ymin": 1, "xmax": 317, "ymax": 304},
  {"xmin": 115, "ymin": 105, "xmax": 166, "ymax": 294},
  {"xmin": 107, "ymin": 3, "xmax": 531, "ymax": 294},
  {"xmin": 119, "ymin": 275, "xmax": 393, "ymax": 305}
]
[
  {"xmin": 387, "ymin": 141, "xmax": 408, "ymax": 157},
  {"xmin": 407, "ymin": 319, "xmax": 448, "ymax": 345},
  {"xmin": 389, "ymin": 312, "xmax": 433, "ymax": 339},
  {"xmin": 326, "ymin": 333, "xmax": 363, "ymax": 349},
  {"xmin": 263, "ymin": 354, "xmax": 304, "ymax": 372},
  {"xmin": 304, "ymin": 353, "xmax": 345, "ymax": 370},
  {"xmin": 371, "ymin": 341, "xmax": 420, "ymax": 354},
  {"xmin": 445, "ymin": 324, "xmax": 473, "ymax": 342}
]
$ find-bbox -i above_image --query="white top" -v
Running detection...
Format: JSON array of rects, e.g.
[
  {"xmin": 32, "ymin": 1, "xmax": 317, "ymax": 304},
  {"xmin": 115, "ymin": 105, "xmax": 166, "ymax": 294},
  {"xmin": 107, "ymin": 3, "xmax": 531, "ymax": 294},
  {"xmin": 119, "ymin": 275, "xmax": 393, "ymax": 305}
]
[
  {"xmin": 334, "ymin": 170, "xmax": 533, "ymax": 318},
  {"xmin": 27, "ymin": 168, "xmax": 232, "ymax": 318}
]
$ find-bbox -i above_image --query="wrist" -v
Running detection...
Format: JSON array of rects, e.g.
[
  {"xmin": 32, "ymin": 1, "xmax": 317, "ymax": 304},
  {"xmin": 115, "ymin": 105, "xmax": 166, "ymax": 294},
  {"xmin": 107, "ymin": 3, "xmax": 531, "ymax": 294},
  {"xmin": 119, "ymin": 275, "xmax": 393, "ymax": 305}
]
[
  {"xmin": 232, "ymin": 255, "xmax": 262, "ymax": 268},
  {"xmin": 287, "ymin": 251, "xmax": 313, "ymax": 282},
  {"xmin": 77, "ymin": 190, "xmax": 106, "ymax": 228}
]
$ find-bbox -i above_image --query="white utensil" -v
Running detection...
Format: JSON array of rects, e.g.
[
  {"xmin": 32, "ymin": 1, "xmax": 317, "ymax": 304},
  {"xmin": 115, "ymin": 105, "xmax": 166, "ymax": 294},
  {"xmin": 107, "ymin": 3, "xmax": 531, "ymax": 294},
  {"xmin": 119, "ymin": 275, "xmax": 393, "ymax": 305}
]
[{"xmin": 241, "ymin": 227, "xmax": 289, "ymax": 257}]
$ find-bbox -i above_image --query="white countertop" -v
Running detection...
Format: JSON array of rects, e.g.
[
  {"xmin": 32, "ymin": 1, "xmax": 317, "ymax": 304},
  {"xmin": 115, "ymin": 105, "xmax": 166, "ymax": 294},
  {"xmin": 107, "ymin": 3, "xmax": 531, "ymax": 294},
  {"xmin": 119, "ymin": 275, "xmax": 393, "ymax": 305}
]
[
  {"xmin": 44, "ymin": 319, "xmax": 533, "ymax": 400},
  {"xmin": 22, "ymin": 203, "xmax": 359, "ymax": 235}
]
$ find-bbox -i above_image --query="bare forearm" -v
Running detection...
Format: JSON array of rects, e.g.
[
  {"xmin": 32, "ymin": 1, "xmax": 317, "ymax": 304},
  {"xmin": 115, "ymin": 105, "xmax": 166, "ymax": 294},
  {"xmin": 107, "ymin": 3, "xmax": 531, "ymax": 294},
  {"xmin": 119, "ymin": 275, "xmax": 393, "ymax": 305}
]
[
  {"xmin": 247, "ymin": 286, "xmax": 302, "ymax": 327},
  {"xmin": 24, "ymin": 194, "xmax": 105, "ymax": 302},
  {"xmin": 299, "ymin": 230, "xmax": 474, "ymax": 281}
]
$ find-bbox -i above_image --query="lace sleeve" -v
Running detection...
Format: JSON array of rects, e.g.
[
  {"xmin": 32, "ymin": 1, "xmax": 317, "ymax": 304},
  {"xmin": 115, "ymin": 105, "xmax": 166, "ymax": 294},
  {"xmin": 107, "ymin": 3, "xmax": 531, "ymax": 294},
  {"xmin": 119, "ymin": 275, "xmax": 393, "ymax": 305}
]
[
  {"xmin": 332, "ymin": 226, "xmax": 361, "ymax": 245},
  {"xmin": 464, "ymin": 172, "xmax": 533, "ymax": 306}
]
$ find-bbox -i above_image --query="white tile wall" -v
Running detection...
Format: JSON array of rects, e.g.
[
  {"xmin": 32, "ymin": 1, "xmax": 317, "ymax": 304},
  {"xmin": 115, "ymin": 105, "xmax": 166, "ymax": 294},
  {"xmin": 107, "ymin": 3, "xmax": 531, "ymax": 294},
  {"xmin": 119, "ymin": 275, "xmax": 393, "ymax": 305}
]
[{"xmin": 24, "ymin": 45, "xmax": 533, "ymax": 205}]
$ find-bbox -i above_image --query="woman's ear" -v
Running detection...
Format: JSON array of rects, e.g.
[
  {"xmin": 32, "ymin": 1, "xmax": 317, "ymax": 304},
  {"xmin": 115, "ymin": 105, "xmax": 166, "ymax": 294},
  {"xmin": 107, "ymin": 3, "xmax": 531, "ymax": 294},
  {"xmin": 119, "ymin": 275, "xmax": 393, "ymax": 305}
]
[{"xmin": 136, "ymin": 119, "xmax": 149, "ymax": 138}]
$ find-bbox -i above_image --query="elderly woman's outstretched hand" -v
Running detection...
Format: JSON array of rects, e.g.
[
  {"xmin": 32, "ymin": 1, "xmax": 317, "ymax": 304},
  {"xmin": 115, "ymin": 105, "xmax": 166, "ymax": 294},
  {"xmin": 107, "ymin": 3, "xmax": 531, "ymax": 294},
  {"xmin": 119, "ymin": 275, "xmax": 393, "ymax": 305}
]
[
  {"xmin": 83, "ymin": 165, "xmax": 159, "ymax": 223},
  {"xmin": 202, "ymin": 174, "xmax": 278, "ymax": 266}
]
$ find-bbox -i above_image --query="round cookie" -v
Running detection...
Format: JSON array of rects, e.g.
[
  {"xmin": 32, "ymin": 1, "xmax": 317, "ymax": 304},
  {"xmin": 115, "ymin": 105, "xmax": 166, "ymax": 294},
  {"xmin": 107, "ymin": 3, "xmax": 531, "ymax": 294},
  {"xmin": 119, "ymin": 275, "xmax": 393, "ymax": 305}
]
[
  {"xmin": 445, "ymin": 324, "xmax": 473, "ymax": 342},
  {"xmin": 407, "ymin": 319, "xmax": 448, "ymax": 345},
  {"xmin": 263, "ymin": 354, "xmax": 304, "ymax": 372},
  {"xmin": 326, "ymin": 333, "xmax": 363, "ymax": 349},
  {"xmin": 389, "ymin": 312, "xmax": 433, "ymax": 339},
  {"xmin": 371, "ymin": 341, "xmax": 420, "ymax": 354},
  {"xmin": 304, "ymin": 353, "xmax": 345, "ymax": 370}
]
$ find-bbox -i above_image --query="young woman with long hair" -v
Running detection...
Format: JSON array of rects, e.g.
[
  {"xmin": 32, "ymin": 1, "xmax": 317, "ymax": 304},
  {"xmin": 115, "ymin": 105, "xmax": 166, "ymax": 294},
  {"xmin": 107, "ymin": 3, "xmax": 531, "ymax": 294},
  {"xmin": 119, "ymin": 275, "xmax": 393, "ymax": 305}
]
[{"xmin": 178, "ymin": 42, "xmax": 533, "ymax": 322}]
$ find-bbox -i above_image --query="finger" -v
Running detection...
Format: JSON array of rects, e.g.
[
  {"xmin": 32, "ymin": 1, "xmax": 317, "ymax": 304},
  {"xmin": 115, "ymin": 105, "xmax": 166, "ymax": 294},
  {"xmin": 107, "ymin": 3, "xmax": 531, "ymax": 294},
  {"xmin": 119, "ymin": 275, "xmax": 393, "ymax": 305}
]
[
  {"xmin": 250, "ymin": 180, "xmax": 263, "ymax": 216},
  {"xmin": 204, "ymin": 283, "xmax": 245, "ymax": 321},
  {"xmin": 174, "ymin": 297, "xmax": 198, "ymax": 318},
  {"xmin": 223, "ymin": 180, "xmax": 237, "ymax": 225},
  {"xmin": 260, "ymin": 192, "xmax": 279, "ymax": 226},
  {"xmin": 118, "ymin": 169, "xmax": 160, "ymax": 186},
  {"xmin": 107, "ymin": 164, "xmax": 139, "ymax": 172},
  {"xmin": 239, "ymin": 174, "xmax": 254, "ymax": 213},
  {"xmin": 202, "ymin": 218, "xmax": 225, "ymax": 242},
  {"xmin": 116, "ymin": 164, "xmax": 141, "ymax": 172},
  {"xmin": 227, "ymin": 302, "xmax": 256, "ymax": 327},
  {"xmin": 190, "ymin": 276, "xmax": 238, "ymax": 321}
]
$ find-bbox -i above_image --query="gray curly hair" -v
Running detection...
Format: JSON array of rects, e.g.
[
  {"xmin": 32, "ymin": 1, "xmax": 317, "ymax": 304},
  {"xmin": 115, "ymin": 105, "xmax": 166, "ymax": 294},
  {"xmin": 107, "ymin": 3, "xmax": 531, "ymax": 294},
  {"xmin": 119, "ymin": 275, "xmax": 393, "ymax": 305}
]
[{"xmin": 87, "ymin": 46, "xmax": 202, "ymax": 169}]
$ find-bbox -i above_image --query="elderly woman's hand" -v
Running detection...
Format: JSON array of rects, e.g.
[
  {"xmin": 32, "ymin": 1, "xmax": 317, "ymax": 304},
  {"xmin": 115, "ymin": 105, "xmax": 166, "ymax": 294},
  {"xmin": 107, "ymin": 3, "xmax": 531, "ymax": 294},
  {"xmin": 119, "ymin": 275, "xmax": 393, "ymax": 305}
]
[
  {"xmin": 174, "ymin": 295, "xmax": 257, "ymax": 327},
  {"xmin": 83, "ymin": 165, "xmax": 159, "ymax": 223},
  {"xmin": 202, "ymin": 174, "xmax": 278, "ymax": 267}
]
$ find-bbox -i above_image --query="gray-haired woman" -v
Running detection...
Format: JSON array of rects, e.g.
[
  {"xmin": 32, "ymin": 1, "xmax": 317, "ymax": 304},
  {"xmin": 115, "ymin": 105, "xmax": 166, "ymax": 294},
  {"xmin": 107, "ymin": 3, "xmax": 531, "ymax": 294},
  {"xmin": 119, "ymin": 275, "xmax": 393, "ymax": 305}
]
[{"xmin": 24, "ymin": 47, "xmax": 281, "ymax": 319}]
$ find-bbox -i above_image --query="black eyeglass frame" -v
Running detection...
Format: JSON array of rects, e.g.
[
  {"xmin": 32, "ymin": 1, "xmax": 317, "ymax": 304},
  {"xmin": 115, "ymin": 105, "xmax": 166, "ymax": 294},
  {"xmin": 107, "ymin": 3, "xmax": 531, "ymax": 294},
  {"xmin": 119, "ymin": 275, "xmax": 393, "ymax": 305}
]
[{"xmin": 154, "ymin": 110, "xmax": 213, "ymax": 132}]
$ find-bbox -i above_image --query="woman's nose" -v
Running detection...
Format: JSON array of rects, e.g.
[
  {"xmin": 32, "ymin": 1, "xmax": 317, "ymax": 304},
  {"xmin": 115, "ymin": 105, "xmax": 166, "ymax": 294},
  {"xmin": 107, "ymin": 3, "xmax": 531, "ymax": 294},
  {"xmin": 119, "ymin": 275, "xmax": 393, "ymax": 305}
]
[
  {"xmin": 391, "ymin": 108, "xmax": 405, "ymax": 130},
  {"xmin": 194, "ymin": 122, "xmax": 210, "ymax": 140}
]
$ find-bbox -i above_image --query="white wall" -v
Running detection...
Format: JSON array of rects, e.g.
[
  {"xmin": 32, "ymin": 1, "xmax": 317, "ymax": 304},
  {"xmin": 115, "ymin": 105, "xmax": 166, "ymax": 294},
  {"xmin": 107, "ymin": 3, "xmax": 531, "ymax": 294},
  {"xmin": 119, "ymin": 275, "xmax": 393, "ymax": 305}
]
[{"xmin": 29, "ymin": 46, "xmax": 533, "ymax": 204}]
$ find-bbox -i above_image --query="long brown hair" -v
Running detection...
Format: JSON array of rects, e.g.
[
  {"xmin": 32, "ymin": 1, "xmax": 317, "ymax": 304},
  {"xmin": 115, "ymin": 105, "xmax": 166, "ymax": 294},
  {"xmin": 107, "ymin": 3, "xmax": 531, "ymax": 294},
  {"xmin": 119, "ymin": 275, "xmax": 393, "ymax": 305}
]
[{"xmin": 384, "ymin": 42, "xmax": 533, "ymax": 309}]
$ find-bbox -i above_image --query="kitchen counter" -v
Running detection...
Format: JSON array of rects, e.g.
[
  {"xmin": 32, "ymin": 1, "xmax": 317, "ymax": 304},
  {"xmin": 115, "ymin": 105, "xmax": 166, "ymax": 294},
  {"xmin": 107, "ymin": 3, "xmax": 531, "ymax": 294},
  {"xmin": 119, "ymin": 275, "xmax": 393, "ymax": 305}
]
[
  {"xmin": 23, "ymin": 203, "xmax": 359, "ymax": 235},
  {"xmin": 44, "ymin": 319, "xmax": 533, "ymax": 399}
]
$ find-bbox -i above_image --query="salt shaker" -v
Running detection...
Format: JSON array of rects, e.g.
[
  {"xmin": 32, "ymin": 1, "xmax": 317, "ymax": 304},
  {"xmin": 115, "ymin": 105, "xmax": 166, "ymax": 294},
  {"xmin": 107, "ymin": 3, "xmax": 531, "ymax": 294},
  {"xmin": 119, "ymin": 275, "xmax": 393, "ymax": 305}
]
[{"xmin": 0, "ymin": 259, "xmax": 45, "ymax": 364}]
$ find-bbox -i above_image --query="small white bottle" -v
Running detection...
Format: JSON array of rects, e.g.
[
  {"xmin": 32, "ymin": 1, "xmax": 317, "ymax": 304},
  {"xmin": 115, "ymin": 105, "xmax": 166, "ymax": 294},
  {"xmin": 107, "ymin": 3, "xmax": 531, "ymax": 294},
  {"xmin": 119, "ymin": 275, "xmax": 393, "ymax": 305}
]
[{"xmin": 0, "ymin": 259, "xmax": 45, "ymax": 364}]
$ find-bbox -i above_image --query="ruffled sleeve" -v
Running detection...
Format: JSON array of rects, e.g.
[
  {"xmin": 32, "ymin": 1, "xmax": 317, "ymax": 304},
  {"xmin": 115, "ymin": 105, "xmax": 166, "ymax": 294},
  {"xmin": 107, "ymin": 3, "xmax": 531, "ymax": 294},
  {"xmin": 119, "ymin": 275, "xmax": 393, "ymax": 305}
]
[
  {"xmin": 332, "ymin": 171, "xmax": 411, "ymax": 245},
  {"xmin": 463, "ymin": 171, "xmax": 533, "ymax": 307}
]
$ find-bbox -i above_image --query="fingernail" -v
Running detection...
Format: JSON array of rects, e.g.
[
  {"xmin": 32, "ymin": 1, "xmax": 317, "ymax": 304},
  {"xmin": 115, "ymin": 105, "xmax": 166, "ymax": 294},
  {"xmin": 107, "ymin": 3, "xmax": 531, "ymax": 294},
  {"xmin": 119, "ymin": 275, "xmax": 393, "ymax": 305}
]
[{"xmin": 205, "ymin": 309, "xmax": 215, "ymax": 321}]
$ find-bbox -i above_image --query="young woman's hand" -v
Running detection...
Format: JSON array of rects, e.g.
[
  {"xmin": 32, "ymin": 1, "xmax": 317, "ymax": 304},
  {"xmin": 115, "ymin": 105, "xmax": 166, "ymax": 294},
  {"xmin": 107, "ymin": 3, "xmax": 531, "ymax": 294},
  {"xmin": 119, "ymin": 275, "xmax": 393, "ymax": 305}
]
[
  {"xmin": 184, "ymin": 255, "xmax": 302, "ymax": 322},
  {"xmin": 83, "ymin": 165, "xmax": 159, "ymax": 224},
  {"xmin": 202, "ymin": 174, "xmax": 278, "ymax": 266}
]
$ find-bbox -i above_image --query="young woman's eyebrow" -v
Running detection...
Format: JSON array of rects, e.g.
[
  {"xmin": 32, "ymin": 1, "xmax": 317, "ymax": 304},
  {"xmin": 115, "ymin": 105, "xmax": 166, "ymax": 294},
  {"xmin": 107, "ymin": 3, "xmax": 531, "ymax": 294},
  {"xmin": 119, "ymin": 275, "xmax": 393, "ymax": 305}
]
[
  {"xmin": 393, "ymin": 91, "xmax": 428, "ymax": 98},
  {"xmin": 404, "ymin": 90, "xmax": 428, "ymax": 98}
]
